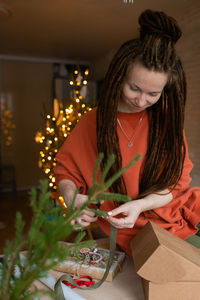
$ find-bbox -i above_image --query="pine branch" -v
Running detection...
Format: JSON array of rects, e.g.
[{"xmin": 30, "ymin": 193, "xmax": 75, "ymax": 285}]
[
  {"xmin": 0, "ymin": 152, "xmax": 141, "ymax": 300},
  {"xmin": 104, "ymin": 153, "xmax": 141, "ymax": 190}
]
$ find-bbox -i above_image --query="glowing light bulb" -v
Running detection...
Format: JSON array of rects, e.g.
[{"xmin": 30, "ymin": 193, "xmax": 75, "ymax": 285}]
[
  {"xmin": 78, "ymin": 113, "xmax": 81, "ymax": 117},
  {"xmin": 47, "ymin": 115, "xmax": 51, "ymax": 119},
  {"xmin": 54, "ymin": 137, "xmax": 58, "ymax": 141},
  {"xmin": 48, "ymin": 156, "xmax": 52, "ymax": 160},
  {"xmin": 76, "ymin": 99, "xmax": 80, "ymax": 103},
  {"xmin": 69, "ymin": 81, "xmax": 73, "ymax": 85},
  {"xmin": 64, "ymin": 133, "xmax": 67, "ymax": 137},
  {"xmin": 65, "ymin": 108, "xmax": 73, "ymax": 114},
  {"xmin": 82, "ymin": 104, "xmax": 85, "ymax": 108},
  {"xmin": 74, "ymin": 70, "xmax": 78, "ymax": 74},
  {"xmin": 83, "ymin": 80, "xmax": 87, "ymax": 85},
  {"xmin": 45, "ymin": 168, "xmax": 50, "ymax": 174},
  {"xmin": 85, "ymin": 69, "xmax": 89, "ymax": 75},
  {"xmin": 52, "ymin": 117, "xmax": 56, "ymax": 121}
]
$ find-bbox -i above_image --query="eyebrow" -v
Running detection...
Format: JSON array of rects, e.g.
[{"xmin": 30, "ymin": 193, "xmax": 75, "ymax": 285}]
[{"xmin": 130, "ymin": 83, "xmax": 162, "ymax": 94}]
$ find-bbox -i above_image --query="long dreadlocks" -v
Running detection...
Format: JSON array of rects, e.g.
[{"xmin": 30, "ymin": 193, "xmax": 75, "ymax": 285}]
[{"xmin": 97, "ymin": 9, "xmax": 186, "ymax": 198}]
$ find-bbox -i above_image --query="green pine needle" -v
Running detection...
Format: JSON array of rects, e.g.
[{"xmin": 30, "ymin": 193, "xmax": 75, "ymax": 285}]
[{"xmin": 0, "ymin": 152, "xmax": 141, "ymax": 300}]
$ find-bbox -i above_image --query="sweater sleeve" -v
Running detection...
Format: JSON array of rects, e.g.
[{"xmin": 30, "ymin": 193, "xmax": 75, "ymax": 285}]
[
  {"xmin": 54, "ymin": 124, "xmax": 87, "ymax": 193},
  {"xmin": 54, "ymin": 109, "xmax": 97, "ymax": 194}
]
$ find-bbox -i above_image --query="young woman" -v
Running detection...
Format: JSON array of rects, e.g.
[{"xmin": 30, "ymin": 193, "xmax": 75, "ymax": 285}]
[{"xmin": 54, "ymin": 9, "xmax": 200, "ymax": 256}]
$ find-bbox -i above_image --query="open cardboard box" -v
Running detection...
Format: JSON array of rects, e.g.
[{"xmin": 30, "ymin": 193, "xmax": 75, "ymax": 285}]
[{"xmin": 131, "ymin": 222, "xmax": 200, "ymax": 300}]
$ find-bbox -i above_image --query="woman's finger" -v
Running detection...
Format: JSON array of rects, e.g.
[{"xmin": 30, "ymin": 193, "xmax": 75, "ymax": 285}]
[
  {"xmin": 108, "ymin": 218, "xmax": 124, "ymax": 229},
  {"xmin": 108, "ymin": 216, "xmax": 133, "ymax": 229},
  {"xmin": 81, "ymin": 214, "xmax": 98, "ymax": 223},
  {"xmin": 75, "ymin": 194, "xmax": 88, "ymax": 207},
  {"xmin": 76, "ymin": 217, "xmax": 90, "ymax": 227},
  {"xmin": 108, "ymin": 216, "xmax": 125, "ymax": 227},
  {"xmin": 83, "ymin": 209, "xmax": 96, "ymax": 217},
  {"xmin": 71, "ymin": 214, "xmax": 98, "ymax": 227},
  {"xmin": 107, "ymin": 204, "xmax": 128, "ymax": 217}
]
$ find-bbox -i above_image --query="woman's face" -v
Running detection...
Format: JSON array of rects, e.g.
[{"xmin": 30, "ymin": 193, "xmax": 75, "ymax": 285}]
[{"xmin": 118, "ymin": 61, "xmax": 168, "ymax": 113}]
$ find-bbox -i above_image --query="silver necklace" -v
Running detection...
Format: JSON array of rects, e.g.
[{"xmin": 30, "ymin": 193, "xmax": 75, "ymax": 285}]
[{"xmin": 117, "ymin": 111, "xmax": 145, "ymax": 147}]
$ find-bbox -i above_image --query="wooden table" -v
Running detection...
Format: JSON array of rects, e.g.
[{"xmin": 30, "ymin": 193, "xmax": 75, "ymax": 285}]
[{"xmin": 36, "ymin": 256, "xmax": 145, "ymax": 300}]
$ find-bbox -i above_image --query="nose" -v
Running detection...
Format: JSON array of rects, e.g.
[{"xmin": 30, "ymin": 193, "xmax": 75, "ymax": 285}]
[{"xmin": 135, "ymin": 93, "xmax": 146, "ymax": 107}]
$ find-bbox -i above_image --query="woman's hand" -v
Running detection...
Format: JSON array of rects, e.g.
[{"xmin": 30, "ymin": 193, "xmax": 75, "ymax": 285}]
[
  {"xmin": 107, "ymin": 200, "xmax": 143, "ymax": 229},
  {"xmin": 107, "ymin": 189, "xmax": 173, "ymax": 229},
  {"xmin": 71, "ymin": 208, "xmax": 98, "ymax": 227},
  {"xmin": 70, "ymin": 194, "xmax": 98, "ymax": 227},
  {"xmin": 58, "ymin": 180, "xmax": 98, "ymax": 227},
  {"xmin": 73, "ymin": 193, "xmax": 89, "ymax": 208}
]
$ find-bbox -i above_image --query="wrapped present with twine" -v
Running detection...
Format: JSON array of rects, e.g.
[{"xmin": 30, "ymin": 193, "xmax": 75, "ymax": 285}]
[{"xmin": 53, "ymin": 243, "xmax": 125, "ymax": 282}]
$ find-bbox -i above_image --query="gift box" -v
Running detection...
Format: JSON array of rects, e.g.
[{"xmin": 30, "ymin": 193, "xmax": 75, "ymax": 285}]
[
  {"xmin": 131, "ymin": 221, "xmax": 200, "ymax": 300},
  {"xmin": 53, "ymin": 242, "xmax": 125, "ymax": 282}
]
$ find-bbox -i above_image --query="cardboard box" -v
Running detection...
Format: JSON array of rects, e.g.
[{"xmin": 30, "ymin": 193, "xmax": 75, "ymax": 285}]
[
  {"xmin": 142, "ymin": 279, "xmax": 200, "ymax": 300},
  {"xmin": 131, "ymin": 222, "xmax": 200, "ymax": 300}
]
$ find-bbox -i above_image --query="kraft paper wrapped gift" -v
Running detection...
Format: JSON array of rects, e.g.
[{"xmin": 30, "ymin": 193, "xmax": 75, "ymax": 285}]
[
  {"xmin": 131, "ymin": 221, "xmax": 200, "ymax": 300},
  {"xmin": 53, "ymin": 243, "xmax": 125, "ymax": 282}
]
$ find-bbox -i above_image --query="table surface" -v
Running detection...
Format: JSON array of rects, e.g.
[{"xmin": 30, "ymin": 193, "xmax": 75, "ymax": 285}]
[{"xmin": 36, "ymin": 256, "xmax": 145, "ymax": 300}]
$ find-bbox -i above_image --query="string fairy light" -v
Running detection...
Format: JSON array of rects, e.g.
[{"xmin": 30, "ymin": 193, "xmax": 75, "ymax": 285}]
[
  {"xmin": 123, "ymin": 0, "xmax": 134, "ymax": 3},
  {"xmin": 35, "ymin": 66, "xmax": 92, "ymax": 202},
  {"xmin": 0, "ymin": 102, "xmax": 16, "ymax": 147}
]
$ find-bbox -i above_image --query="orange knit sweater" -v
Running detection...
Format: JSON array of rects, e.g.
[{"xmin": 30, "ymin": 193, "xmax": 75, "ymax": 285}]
[{"xmin": 54, "ymin": 108, "xmax": 200, "ymax": 256}]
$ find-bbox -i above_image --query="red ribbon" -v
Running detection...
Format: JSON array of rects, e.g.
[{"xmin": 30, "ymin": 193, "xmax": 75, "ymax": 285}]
[{"xmin": 62, "ymin": 275, "xmax": 95, "ymax": 289}]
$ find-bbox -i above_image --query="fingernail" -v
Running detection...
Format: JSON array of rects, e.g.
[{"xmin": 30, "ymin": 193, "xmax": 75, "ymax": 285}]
[{"xmin": 107, "ymin": 211, "xmax": 112, "ymax": 216}]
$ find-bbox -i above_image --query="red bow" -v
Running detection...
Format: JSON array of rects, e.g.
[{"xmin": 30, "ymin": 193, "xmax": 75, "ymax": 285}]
[{"xmin": 62, "ymin": 275, "xmax": 95, "ymax": 289}]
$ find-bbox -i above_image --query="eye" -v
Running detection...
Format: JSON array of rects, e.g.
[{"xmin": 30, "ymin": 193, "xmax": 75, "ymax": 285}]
[
  {"xmin": 129, "ymin": 85, "xmax": 138, "ymax": 91},
  {"xmin": 149, "ymin": 92, "xmax": 159, "ymax": 97}
]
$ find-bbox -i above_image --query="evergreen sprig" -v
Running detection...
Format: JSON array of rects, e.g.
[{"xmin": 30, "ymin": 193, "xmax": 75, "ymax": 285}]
[{"xmin": 0, "ymin": 152, "xmax": 141, "ymax": 300}]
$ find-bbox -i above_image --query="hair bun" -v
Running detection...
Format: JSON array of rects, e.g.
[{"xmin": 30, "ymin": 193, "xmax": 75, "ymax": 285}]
[{"xmin": 139, "ymin": 9, "xmax": 182, "ymax": 44}]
